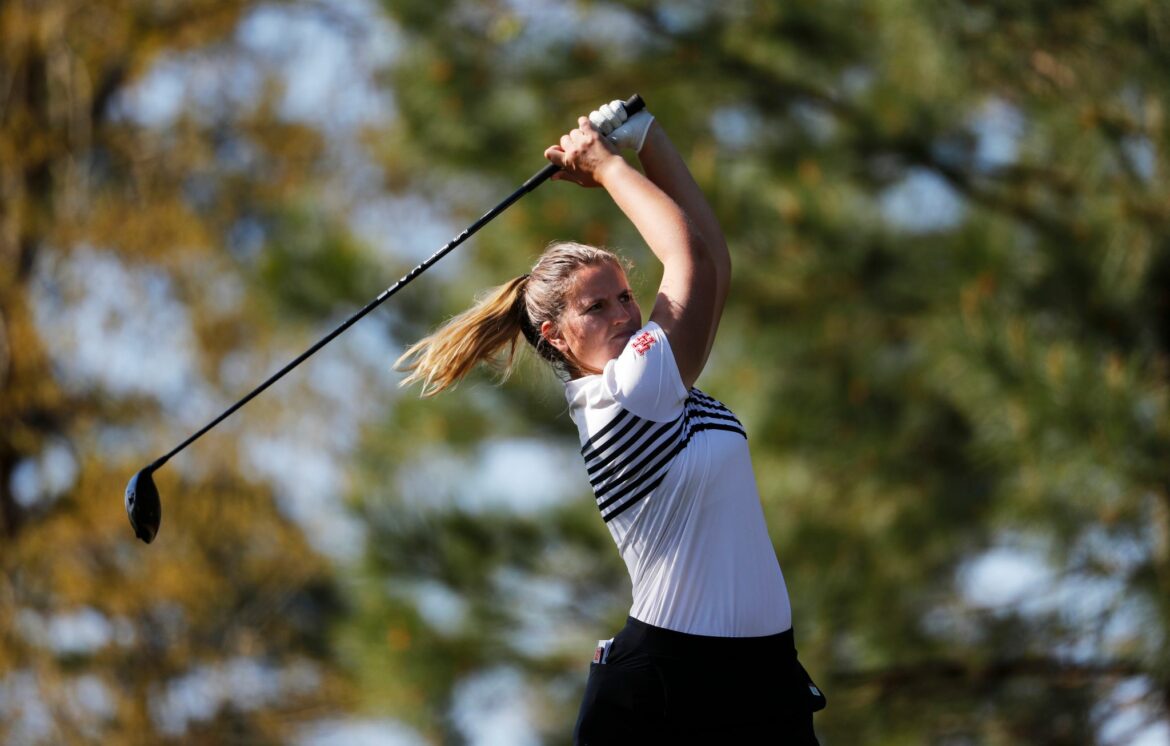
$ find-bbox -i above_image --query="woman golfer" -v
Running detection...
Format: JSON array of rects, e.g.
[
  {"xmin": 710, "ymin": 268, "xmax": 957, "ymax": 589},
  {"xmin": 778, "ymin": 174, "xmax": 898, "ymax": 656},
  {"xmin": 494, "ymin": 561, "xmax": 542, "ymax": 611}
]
[{"xmin": 399, "ymin": 102, "xmax": 823, "ymax": 743}]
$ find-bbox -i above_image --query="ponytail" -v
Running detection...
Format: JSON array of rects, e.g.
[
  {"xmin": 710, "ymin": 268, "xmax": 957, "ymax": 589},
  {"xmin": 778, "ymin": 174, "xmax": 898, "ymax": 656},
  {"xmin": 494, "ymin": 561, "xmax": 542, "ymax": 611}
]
[
  {"xmin": 398, "ymin": 241, "xmax": 627, "ymax": 396},
  {"xmin": 395, "ymin": 275, "xmax": 533, "ymax": 397}
]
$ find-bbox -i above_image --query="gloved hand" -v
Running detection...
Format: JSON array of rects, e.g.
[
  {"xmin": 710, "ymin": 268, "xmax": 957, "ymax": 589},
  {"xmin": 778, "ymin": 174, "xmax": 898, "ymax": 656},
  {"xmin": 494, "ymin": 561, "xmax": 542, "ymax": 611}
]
[{"xmin": 589, "ymin": 100, "xmax": 655, "ymax": 153}]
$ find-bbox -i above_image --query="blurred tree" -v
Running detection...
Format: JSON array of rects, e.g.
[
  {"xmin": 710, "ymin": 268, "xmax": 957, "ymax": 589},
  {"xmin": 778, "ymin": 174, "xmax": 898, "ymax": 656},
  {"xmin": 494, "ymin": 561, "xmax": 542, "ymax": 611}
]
[
  {"xmin": 342, "ymin": 0, "xmax": 1170, "ymax": 743},
  {"xmin": 0, "ymin": 1, "xmax": 374, "ymax": 742}
]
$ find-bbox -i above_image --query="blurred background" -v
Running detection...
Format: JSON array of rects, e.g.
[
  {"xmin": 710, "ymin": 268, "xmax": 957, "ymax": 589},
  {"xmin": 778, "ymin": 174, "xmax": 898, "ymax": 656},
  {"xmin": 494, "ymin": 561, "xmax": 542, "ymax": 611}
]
[{"xmin": 2, "ymin": 0, "xmax": 1169, "ymax": 743}]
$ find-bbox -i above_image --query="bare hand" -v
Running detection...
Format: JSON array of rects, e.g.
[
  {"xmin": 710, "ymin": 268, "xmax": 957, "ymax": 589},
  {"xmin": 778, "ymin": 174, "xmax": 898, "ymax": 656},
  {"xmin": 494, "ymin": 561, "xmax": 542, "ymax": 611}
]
[{"xmin": 543, "ymin": 117, "xmax": 624, "ymax": 188}]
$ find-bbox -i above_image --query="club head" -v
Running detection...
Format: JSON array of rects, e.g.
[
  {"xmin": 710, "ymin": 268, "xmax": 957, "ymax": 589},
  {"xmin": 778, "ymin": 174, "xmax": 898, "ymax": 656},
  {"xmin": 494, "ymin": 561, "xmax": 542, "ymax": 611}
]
[{"xmin": 125, "ymin": 467, "xmax": 161, "ymax": 544}]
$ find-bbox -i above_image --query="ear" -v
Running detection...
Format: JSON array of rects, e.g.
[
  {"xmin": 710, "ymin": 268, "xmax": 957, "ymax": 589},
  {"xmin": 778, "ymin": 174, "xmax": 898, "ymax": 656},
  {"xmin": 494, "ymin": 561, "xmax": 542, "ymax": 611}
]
[{"xmin": 541, "ymin": 319, "xmax": 570, "ymax": 356}]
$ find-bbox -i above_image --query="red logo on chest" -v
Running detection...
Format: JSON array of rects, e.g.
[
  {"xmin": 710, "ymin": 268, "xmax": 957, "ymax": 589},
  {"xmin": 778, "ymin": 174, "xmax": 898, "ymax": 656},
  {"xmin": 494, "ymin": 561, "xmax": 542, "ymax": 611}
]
[{"xmin": 631, "ymin": 331, "xmax": 655, "ymax": 356}]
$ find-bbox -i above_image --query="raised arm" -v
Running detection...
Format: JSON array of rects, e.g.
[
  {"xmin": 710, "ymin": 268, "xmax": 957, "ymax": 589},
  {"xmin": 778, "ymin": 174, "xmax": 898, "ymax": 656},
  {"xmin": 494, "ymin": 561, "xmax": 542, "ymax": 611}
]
[
  {"xmin": 636, "ymin": 121, "xmax": 731, "ymax": 369},
  {"xmin": 544, "ymin": 114, "xmax": 724, "ymax": 389}
]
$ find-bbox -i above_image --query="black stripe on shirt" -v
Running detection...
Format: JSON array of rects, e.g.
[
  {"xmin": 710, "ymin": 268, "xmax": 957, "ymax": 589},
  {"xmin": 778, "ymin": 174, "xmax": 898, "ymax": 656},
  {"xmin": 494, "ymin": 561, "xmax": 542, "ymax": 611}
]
[
  {"xmin": 690, "ymin": 388, "xmax": 727, "ymax": 407},
  {"xmin": 582, "ymin": 411, "xmax": 645, "ymax": 465},
  {"xmin": 578, "ymin": 390, "xmax": 747, "ymax": 523},
  {"xmin": 594, "ymin": 416, "xmax": 687, "ymax": 507},
  {"xmin": 688, "ymin": 406, "xmax": 741, "ymax": 425},
  {"xmin": 691, "ymin": 390, "xmax": 739, "ymax": 419},
  {"xmin": 590, "ymin": 414, "xmax": 683, "ymax": 490},
  {"xmin": 602, "ymin": 473, "xmax": 668, "ymax": 522},
  {"xmin": 580, "ymin": 408, "xmax": 631, "ymax": 455},
  {"xmin": 597, "ymin": 409, "xmax": 746, "ymax": 522},
  {"xmin": 586, "ymin": 417, "xmax": 662, "ymax": 478}
]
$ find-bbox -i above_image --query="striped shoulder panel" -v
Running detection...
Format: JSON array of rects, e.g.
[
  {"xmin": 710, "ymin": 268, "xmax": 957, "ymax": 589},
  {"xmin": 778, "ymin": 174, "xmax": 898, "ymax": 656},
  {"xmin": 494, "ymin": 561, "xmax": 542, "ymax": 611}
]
[
  {"xmin": 580, "ymin": 389, "xmax": 746, "ymax": 523},
  {"xmin": 688, "ymin": 388, "xmax": 746, "ymax": 430}
]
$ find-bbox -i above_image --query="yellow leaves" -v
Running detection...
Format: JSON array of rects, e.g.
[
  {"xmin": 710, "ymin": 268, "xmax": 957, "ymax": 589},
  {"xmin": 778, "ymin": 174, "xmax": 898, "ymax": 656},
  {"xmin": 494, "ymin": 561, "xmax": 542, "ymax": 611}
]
[
  {"xmin": 877, "ymin": 2, "xmax": 953, "ymax": 100},
  {"xmin": 797, "ymin": 158, "xmax": 822, "ymax": 186},
  {"xmin": 543, "ymin": 196, "xmax": 570, "ymax": 225},
  {"xmin": 688, "ymin": 140, "xmax": 717, "ymax": 187},
  {"xmin": 0, "ymin": 0, "xmax": 62, "ymax": 51},
  {"xmin": 87, "ymin": 194, "xmax": 213, "ymax": 263},
  {"xmin": 775, "ymin": 187, "xmax": 803, "ymax": 224},
  {"xmin": 959, "ymin": 272, "xmax": 997, "ymax": 333},
  {"xmin": 1005, "ymin": 317, "xmax": 1027, "ymax": 361},
  {"xmin": 1043, "ymin": 344, "xmax": 1067, "ymax": 386},
  {"xmin": 582, "ymin": 219, "xmax": 607, "ymax": 250},
  {"xmin": 387, "ymin": 625, "xmax": 412, "ymax": 651},
  {"xmin": 486, "ymin": 13, "xmax": 523, "ymax": 44},
  {"xmin": 1030, "ymin": 50, "xmax": 1078, "ymax": 91},
  {"xmin": 5, "ymin": 453, "xmax": 333, "ymax": 637},
  {"xmin": 428, "ymin": 58, "xmax": 454, "ymax": 84},
  {"xmin": 733, "ymin": 362, "xmax": 760, "ymax": 393}
]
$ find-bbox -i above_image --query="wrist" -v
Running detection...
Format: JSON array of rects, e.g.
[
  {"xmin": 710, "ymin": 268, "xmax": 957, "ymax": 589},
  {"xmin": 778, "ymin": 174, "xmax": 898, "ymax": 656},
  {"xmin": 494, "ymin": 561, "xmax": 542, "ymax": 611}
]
[
  {"xmin": 636, "ymin": 120, "xmax": 666, "ymax": 161},
  {"xmin": 593, "ymin": 153, "xmax": 633, "ymax": 187}
]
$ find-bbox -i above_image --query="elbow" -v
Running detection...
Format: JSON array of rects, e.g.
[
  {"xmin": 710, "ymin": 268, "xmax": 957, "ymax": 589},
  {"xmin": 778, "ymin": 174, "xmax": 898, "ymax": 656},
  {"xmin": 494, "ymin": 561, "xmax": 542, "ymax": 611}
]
[
  {"xmin": 693, "ymin": 227, "xmax": 729, "ymax": 295},
  {"xmin": 688, "ymin": 243, "xmax": 718, "ymax": 295},
  {"xmin": 693, "ymin": 240, "xmax": 717, "ymax": 272},
  {"xmin": 686, "ymin": 220, "xmax": 717, "ymax": 268},
  {"xmin": 702, "ymin": 224, "xmax": 731, "ymax": 296}
]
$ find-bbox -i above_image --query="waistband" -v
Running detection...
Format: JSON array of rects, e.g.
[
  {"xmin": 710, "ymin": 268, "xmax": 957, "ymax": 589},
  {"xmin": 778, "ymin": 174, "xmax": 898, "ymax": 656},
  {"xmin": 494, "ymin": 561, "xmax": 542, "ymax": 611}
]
[{"xmin": 622, "ymin": 616, "xmax": 796, "ymax": 660}]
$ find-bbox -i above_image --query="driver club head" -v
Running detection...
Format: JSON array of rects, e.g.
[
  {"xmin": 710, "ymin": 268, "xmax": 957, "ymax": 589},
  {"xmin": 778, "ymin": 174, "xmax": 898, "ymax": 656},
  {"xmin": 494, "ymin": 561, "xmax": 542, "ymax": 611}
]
[{"xmin": 125, "ymin": 467, "xmax": 161, "ymax": 544}]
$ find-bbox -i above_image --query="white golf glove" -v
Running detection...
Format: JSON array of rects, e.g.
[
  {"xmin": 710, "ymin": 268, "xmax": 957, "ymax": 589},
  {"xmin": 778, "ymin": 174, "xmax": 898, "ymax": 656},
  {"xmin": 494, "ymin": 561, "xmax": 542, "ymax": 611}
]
[{"xmin": 589, "ymin": 100, "xmax": 654, "ymax": 153}]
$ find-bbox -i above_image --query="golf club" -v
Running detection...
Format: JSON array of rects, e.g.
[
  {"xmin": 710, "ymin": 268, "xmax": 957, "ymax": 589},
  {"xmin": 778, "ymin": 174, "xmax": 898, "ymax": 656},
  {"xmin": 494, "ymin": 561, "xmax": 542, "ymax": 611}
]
[{"xmin": 125, "ymin": 94, "xmax": 646, "ymax": 544}]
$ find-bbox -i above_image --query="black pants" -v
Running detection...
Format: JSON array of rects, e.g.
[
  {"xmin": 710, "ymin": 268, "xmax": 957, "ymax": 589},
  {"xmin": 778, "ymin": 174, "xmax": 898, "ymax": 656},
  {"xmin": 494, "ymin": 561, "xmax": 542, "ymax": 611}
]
[{"xmin": 574, "ymin": 617, "xmax": 823, "ymax": 745}]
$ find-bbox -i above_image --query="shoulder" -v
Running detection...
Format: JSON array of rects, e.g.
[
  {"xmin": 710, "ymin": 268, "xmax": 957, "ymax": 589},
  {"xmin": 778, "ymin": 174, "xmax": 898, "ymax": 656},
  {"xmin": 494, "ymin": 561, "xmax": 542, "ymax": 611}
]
[{"xmin": 566, "ymin": 321, "xmax": 688, "ymax": 424}]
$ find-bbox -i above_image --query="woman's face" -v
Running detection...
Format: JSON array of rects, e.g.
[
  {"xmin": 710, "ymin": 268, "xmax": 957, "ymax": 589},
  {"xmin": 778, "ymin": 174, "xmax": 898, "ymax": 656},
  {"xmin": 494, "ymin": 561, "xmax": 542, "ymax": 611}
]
[{"xmin": 542, "ymin": 261, "xmax": 642, "ymax": 376}]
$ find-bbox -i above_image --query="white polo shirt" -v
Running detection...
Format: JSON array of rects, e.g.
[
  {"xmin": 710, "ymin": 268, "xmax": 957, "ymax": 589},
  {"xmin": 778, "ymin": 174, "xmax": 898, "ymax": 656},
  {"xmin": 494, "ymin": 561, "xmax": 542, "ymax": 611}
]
[{"xmin": 564, "ymin": 321, "xmax": 792, "ymax": 637}]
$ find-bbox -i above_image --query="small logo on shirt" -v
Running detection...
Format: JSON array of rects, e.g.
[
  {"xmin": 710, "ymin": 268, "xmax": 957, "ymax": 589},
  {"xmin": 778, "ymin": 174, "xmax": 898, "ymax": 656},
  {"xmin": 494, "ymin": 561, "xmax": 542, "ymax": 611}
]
[{"xmin": 631, "ymin": 331, "xmax": 655, "ymax": 356}]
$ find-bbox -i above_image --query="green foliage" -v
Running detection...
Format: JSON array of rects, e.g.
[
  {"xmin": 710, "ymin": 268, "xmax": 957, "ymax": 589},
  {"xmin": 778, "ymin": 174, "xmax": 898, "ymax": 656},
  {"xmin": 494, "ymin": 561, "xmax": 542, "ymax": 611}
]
[
  {"xmin": 255, "ymin": 204, "xmax": 384, "ymax": 321},
  {"xmin": 347, "ymin": 0, "xmax": 1170, "ymax": 742}
]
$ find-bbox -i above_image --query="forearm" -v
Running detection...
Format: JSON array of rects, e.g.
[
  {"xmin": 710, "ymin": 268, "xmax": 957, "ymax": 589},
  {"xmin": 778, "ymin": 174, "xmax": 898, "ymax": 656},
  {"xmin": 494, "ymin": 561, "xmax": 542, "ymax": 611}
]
[
  {"xmin": 595, "ymin": 155, "xmax": 716, "ymax": 386},
  {"xmin": 595, "ymin": 156, "xmax": 709, "ymax": 272},
  {"xmin": 633, "ymin": 122, "xmax": 729, "ymax": 364},
  {"xmin": 637, "ymin": 123, "xmax": 731, "ymax": 285}
]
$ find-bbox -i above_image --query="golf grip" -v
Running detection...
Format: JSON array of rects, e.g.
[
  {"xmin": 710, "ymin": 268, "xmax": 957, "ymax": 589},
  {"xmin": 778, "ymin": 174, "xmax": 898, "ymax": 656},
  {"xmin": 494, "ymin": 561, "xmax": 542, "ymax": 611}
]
[
  {"xmin": 148, "ymin": 94, "xmax": 646, "ymax": 473},
  {"xmin": 524, "ymin": 94, "xmax": 646, "ymax": 187}
]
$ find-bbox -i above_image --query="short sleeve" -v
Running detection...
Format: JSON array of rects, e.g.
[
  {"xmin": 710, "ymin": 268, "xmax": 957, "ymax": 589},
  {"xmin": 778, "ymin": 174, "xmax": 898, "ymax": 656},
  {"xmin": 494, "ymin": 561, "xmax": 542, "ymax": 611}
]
[{"xmin": 600, "ymin": 322, "xmax": 689, "ymax": 421}]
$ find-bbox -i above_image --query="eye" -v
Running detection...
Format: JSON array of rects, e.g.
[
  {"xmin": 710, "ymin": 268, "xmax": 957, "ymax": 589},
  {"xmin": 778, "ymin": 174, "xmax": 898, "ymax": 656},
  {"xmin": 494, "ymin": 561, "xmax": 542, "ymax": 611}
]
[
  {"xmin": 619, "ymin": 291, "xmax": 633, "ymax": 303},
  {"xmin": 585, "ymin": 302, "xmax": 602, "ymax": 313}
]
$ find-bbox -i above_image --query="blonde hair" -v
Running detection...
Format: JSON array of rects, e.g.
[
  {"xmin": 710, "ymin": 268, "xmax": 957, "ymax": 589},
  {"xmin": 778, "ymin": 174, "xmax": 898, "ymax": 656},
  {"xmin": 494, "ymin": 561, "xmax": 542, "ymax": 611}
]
[{"xmin": 396, "ymin": 242, "xmax": 627, "ymax": 396}]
